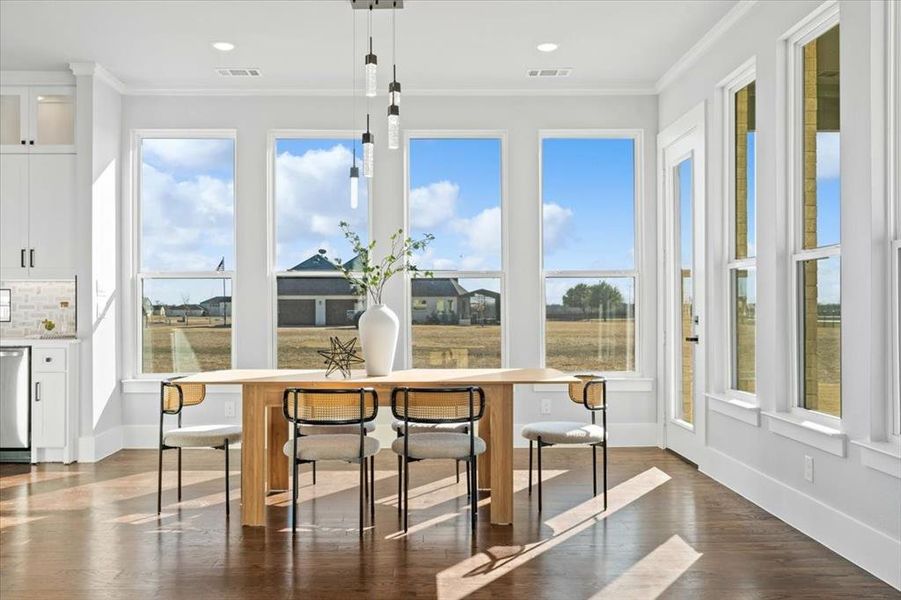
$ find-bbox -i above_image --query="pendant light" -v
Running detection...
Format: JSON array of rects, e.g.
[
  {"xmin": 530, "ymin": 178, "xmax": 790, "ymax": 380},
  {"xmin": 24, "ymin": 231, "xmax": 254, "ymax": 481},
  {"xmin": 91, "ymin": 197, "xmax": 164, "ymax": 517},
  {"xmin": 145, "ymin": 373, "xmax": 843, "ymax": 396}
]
[
  {"xmin": 364, "ymin": 4, "xmax": 377, "ymax": 97},
  {"xmin": 349, "ymin": 9, "xmax": 360, "ymax": 207},
  {"xmin": 362, "ymin": 114, "xmax": 374, "ymax": 177},
  {"xmin": 386, "ymin": 1, "xmax": 401, "ymax": 150}
]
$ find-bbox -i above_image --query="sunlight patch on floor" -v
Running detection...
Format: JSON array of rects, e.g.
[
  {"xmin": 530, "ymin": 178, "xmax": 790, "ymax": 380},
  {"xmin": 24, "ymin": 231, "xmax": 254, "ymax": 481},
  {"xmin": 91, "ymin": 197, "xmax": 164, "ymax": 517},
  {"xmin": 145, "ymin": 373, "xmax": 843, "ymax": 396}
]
[
  {"xmin": 0, "ymin": 470, "xmax": 82, "ymax": 490},
  {"xmin": 435, "ymin": 467, "xmax": 672, "ymax": 600},
  {"xmin": 267, "ymin": 469, "xmax": 394, "ymax": 507},
  {"xmin": 589, "ymin": 534, "xmax": 701, "ymax": 599},
  {"xmin": 0, "ymin": 514, "xmax": 46, "ymax": 529}
]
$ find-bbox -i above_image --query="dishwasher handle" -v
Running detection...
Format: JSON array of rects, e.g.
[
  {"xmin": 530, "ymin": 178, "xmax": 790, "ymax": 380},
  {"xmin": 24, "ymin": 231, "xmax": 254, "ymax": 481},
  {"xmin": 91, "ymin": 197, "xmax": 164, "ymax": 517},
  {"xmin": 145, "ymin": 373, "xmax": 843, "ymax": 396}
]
[{"xmin": 35, "ymin": 382, "xmax": 41, "ymax": 402}]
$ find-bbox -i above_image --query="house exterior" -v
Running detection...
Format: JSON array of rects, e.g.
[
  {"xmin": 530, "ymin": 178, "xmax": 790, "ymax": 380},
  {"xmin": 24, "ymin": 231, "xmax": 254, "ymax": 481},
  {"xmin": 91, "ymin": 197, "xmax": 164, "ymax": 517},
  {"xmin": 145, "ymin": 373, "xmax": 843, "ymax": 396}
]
[
  {"xmin": 200, "ymin": 296, "xmax": 232, "ymax": 317},
  {"xmin": 277, "ymin": 251, "xmax": 364, "ymax": 327}
]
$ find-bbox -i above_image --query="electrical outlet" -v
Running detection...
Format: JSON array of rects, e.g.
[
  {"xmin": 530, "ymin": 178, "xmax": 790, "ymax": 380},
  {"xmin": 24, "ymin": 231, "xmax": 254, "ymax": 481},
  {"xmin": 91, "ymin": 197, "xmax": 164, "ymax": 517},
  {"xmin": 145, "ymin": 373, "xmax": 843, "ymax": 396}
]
[
  {"xmin": 804, "ymin": 455, "xmax": 814, "ymax": 482},
  {"xmin": 224, "ymin": 400, "xmax": 236, "ymax": 418},
  {"xmin": 540, "ymin": 398, "xmax": 552, "ymax": 415}
]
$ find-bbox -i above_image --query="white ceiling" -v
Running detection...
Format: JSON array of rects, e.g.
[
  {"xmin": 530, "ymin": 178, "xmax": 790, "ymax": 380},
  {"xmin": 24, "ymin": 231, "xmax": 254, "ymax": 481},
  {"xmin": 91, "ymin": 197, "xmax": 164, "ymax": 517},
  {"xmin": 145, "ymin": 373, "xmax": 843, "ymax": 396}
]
[{"xmin": 0, "ymin": 0, "xmax": 739, "ymax": 93}]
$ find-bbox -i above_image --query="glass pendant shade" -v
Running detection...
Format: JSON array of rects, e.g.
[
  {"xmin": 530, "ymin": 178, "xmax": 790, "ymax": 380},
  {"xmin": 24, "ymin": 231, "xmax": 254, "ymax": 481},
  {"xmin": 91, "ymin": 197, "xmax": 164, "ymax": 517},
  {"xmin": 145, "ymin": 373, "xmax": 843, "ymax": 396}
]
[
  {"xmin": 387, "ymin": 104, "xmax": 400, "ymax": 150},
  {"xmin": 362, "ymin": 131, "xmax": 374, "ymax": 178},
  {"xmin": 349, "ymin": 164, "xmax": 360, "ymax": 209},
  {"xmin": 389, "ymin": 76, "xmax": 401, "ymax": 106},
  {"xmin": 365, "ymin": 42, "xmax": 378, "ymax": 97}
]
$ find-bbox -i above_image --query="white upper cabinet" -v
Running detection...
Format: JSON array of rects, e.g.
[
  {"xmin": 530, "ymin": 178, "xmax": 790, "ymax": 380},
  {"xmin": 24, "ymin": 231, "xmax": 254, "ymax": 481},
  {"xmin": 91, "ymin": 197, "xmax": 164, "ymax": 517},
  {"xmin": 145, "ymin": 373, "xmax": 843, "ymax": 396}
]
[{"xmin": 0, "ymin": 86, "xmax": 75, "ymax": 153}]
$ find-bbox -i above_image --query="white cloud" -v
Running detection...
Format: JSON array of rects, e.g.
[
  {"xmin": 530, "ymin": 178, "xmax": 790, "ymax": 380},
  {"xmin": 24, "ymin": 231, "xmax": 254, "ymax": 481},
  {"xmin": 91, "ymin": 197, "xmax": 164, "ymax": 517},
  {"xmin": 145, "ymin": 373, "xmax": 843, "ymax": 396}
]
[
  {"xmin": 816, "ymin": 132, "xmax": 840, "ymax": 180},
  {"xmin": 275, "ymin": 144, "xmax": 367, "ymax": 268},
  {"xmin": 542, "ymin": 202, "xmax": 574, "ymax": 251},
  {"xmin": 452, "ymin": 206, "xmax": 502, "ymax": 255},
  {"xmin": 143, "ymin": 138, "xmax": 234, "ymax": 172},
  {"xmin": 410, "ymin": 181, "xmax": 459, "ymax": 229},
  {"xmin": 140, "ymin": 163, "xmax": 234, "ymax": 271}
]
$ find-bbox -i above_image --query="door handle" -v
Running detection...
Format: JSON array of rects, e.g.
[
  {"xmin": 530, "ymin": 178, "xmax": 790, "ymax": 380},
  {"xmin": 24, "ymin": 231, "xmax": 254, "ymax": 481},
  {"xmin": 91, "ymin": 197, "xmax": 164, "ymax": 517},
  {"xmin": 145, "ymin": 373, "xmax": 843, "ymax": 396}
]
[
  {"xmin": 21, "ymin": 249, "xmax": 26, "ymax": 268},
  {"xmin": 29, "ymin": 249, "xmax": 35, "ymax": 268},
  {"xmin": 684, "ymin": 335, "xmax": 699, "ymax": 343},
  {"xmin": 35, "ymin": 382, "xmax": 41, "ymax": 401}
]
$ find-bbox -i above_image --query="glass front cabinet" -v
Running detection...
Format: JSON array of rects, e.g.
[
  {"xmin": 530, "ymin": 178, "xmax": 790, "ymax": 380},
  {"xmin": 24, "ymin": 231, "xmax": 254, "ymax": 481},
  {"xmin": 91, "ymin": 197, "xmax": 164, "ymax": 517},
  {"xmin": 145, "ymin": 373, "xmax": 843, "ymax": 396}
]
[{"xmin": 0, "ymin": 86, "xmax": 75, "ymax": 154}]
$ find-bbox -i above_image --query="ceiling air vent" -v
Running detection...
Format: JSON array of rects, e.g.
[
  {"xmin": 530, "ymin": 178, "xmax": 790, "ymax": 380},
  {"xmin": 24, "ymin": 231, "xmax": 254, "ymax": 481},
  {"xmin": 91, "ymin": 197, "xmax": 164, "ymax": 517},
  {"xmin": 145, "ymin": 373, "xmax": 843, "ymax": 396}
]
[
  {"xmin": 527, "ymin": 68, "xmax": 573, "ymax": 78},
  {"xmin": 216, "ymin": 67, "xmax": 262, "ymax": 78}
]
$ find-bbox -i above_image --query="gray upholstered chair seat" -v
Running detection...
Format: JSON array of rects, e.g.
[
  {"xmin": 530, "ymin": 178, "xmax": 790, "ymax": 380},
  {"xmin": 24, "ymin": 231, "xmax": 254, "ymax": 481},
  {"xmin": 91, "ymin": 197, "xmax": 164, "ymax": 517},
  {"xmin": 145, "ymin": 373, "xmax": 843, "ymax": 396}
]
[
  {"xmin": 163, "ymin": 425, "xmax": 242, "ymax": 448},
  {"xmin": 391, "ymin": 420, "xmax": 469, "ymax": 434},
  {"xmin": 392, "ymin": 432, "xmax": 486, "ymax": 460},
  {"xmin": 521, "ymin": 421, "xmax": 605, "ymax": 445},
  {"xmin": 283, "ymin": 434, "xmax": 380, "ymax": 462},
  {"xmin": 299, "ymin": 421, "xmax": 376, "ymax": 436}
]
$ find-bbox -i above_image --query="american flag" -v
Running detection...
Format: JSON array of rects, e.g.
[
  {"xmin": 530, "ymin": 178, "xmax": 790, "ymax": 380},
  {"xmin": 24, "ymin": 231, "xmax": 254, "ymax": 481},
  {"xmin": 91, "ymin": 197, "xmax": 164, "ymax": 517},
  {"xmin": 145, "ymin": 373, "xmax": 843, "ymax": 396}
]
[{"xmin": 216, "ymin": 257, "xmax": 225, "ymax": 272}]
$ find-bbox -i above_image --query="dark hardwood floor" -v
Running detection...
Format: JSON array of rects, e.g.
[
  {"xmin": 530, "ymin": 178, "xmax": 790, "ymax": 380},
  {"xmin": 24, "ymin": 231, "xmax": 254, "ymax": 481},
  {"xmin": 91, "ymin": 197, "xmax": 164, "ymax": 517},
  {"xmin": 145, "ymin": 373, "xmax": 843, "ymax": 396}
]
[{"xmin": 1, "ymin": 448, "xmax": 897, "ymax": 599}]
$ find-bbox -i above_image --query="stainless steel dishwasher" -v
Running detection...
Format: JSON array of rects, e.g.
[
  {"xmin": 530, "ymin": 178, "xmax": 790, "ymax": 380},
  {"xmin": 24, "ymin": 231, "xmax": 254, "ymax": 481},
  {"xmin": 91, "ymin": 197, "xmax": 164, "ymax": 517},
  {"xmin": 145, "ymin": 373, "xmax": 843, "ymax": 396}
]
[{"xmin": 0, "ymin": 346, "xmax": 31, "ymax": 462}]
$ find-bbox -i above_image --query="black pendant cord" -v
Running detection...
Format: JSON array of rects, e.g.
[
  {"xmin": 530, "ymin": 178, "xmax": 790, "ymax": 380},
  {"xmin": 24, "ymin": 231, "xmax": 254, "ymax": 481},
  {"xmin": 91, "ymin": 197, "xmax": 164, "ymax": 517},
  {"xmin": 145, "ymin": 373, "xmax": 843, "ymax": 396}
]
[{"xmin": 352, "ymin": 8, "xmax": 356, "ymax": 168}]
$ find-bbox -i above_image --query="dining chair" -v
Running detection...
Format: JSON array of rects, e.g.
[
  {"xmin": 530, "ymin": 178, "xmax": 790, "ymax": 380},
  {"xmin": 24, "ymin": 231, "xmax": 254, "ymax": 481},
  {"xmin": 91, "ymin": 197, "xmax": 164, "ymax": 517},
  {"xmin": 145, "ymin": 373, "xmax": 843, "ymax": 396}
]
[
  {"xmin": 521, "ymin": 375, "xmax": 607, "ymax": 512},
  {"xmin": 282, "ymin": 387, "xmax": 380, "ymax": 535},
  {"xmin": 298, "ymin": 420, "xmax": 376, "ymax": 499},
  {"xmin": 391, "ymin": 419, "xmax": 471, "ymax": 510},
  {"xmin": 157, "ymin": 378, "xmax": 242, "ymax": 516},
  {"xmin": 391, "ymin": 386, "xmax": 486, "ymax": 532}
]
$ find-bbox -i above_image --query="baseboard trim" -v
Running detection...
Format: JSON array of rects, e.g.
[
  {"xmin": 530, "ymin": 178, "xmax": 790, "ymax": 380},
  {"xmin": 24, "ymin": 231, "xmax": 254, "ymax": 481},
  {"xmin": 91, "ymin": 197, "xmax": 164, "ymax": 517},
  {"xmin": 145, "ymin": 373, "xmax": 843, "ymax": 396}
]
[
  {"xmin": 77, "ymin": 426, "xmax": 123, "ymax": 463},
  {"xmin": 701, "ymin": 447, "xmax": 901, "ymax": 590}
]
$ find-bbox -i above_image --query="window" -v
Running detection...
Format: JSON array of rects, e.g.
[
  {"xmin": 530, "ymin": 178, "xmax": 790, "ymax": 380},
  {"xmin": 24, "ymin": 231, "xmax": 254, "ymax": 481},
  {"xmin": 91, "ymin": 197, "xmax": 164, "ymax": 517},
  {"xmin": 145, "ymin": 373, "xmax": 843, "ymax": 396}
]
[
  {"xmin": 137, "ymin": 134, "xmax": 236, "ymax": 374},
  {"xmin": 273, "ymin": 135, "xmax": 368, "ymax": 368},
  {"xmin": 791, "ymin": 21, "xmax": 841, "ymax": 418},
  {"xmin": 728, "ymin": 78, "xmax": 757, "ymax": 395},
  {"xmin": 541, "ymin": 134, "xmax": 639, "ymax": 373},
  {"xmin": 407, "ymin": 136, "xmax": 504, "ymax": 368}
]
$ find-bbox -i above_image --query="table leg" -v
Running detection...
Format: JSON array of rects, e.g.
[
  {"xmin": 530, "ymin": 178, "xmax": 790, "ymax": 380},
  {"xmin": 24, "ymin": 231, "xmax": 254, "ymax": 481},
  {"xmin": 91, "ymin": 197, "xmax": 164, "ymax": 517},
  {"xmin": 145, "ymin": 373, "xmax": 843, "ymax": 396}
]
[
  {"xmin": 488, "ymin": 384, "xmax": 513, "ymax": 525},
  {"xmin": 241, "ymin": 384, "xmax": 266, "ymax": 526},
  {"xmin": 477, "ymin": 399, "xmax": 491, "ymax": 490},
  {"xmin": 268, "ymin": 405, "xmax": 289, "ymax": 492}
]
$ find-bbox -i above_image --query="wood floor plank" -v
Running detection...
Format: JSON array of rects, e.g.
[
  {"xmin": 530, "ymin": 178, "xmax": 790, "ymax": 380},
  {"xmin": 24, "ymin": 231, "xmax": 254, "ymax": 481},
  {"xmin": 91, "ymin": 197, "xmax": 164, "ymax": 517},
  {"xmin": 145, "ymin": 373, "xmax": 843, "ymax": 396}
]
[{"xmin": 1, "ymin": 447, "xmax": 896, "ymax": 599}]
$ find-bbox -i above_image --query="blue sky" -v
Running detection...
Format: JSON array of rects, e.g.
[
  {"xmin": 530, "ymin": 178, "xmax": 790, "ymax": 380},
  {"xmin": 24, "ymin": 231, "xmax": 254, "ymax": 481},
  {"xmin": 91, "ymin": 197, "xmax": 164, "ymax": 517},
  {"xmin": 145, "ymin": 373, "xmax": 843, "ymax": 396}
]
[
  {"xmin": 409, "ymin": 138, "xmax": 502, "ymax": 271},
  {"xmin": 542, "ymin": 138, "xmax": 635, "ymax": 271},
  {"xmin": 744, "ymin": 132, "xmax": 757, "ymax": 256}
]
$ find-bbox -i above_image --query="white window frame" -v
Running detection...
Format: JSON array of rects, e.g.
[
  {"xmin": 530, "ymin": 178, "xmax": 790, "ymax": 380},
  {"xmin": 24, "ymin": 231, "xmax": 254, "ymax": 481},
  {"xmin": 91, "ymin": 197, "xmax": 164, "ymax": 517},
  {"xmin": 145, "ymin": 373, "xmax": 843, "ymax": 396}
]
[
  {"xmin": 722, "ymin": 60, "xmax": 758, "ymax": 403},
  {"xmin": 538, "ymin": 129, "xmax": 643, "ymax": 376},
  {"xmin": 889, "ymin": 0, "xmax": 901, "ymax": 440},
  {"xmin": 786, "ymin": 4, "xmax": 842, "ymax": 427},
  {"xmin": 403, "ymin": 130, "xmax": 509, "ymax": 369},
  {"xmin": 267, "ymin": 130, "xmax": 373, "ymax": 367},
  {"xmin": 131, "ymin": 129, "xmax": 238, "ymax": 378}
]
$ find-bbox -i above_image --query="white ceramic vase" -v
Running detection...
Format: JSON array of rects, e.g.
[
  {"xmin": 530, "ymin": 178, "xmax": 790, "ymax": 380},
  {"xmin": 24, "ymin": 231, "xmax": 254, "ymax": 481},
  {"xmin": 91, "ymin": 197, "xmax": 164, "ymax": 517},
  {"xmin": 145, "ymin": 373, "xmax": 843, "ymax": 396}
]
[{"xmin": 358, "ymin": 303, "xmax": 399, "ymax": 376}]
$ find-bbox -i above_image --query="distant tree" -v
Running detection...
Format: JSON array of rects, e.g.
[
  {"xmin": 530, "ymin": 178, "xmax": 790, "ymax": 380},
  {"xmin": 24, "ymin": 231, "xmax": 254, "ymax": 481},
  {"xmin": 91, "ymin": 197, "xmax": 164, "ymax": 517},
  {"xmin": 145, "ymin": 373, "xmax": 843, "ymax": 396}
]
[
  {"xmin": 562, "ymin": 283, "xmax": 593, "ymax": 316},
  {"xmin": 591, "ymin": 282, "xmax": 624, "ymax": 321}
]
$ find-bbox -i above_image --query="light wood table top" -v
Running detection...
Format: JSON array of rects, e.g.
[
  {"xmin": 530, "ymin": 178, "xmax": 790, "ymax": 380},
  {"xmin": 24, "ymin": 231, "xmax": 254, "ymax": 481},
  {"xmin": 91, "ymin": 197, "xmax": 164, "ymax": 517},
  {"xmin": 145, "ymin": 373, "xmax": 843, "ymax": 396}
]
[{"xmin": 177, "ymin": 367, "xmax": 579, "ymax": 386}]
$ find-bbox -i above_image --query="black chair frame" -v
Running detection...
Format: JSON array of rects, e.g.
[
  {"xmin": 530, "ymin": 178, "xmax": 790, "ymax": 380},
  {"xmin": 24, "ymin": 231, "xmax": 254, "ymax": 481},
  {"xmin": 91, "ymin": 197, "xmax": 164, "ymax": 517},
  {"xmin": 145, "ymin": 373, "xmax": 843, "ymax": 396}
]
[
  {"xmin": 157, "ymin": 377, "xmax": 233, "ymax": 517},
  {"xmin": 283, "ymin": 387, "xmax": 378, "ymax": 536},
  {"xmin": 528, "ymin": 376, "xmax": 607, "ymax": 512},
  {"xmin": 391, "ymin": 386, "xmax": 485, "ymax": 533}
]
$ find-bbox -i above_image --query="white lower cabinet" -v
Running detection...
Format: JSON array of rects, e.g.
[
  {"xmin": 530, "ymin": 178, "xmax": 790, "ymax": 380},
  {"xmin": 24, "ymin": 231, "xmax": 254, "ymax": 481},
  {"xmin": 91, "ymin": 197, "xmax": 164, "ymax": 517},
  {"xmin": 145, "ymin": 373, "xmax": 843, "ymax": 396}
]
[{"xmin": 29, "ymin": 342, "xmax": 79, "ymax": 463}]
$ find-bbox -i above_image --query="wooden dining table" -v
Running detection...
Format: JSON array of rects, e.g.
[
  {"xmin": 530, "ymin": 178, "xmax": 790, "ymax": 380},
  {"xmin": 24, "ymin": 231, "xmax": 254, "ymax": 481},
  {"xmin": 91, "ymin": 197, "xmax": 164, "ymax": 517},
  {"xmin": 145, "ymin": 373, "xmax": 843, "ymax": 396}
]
[{"xmin": 177, "ymin": 368, "xmax": 578, "ymax": 527}]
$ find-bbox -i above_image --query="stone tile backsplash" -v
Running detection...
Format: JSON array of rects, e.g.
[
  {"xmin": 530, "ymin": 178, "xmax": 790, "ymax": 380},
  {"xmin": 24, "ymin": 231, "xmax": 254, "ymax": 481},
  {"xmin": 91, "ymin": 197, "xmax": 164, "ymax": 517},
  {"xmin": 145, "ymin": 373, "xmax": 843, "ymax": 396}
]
[{"xmin": 0, "ymin": 280, "xmax": 76, "ymax": 338}]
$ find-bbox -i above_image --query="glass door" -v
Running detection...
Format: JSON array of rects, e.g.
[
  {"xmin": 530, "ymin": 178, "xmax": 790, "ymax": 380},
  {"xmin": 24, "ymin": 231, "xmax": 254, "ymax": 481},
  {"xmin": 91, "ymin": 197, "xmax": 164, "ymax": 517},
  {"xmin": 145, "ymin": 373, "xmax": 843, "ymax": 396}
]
[{"xmin": 659, "ymin": 104, "xmax": 706, "ymax": 465}]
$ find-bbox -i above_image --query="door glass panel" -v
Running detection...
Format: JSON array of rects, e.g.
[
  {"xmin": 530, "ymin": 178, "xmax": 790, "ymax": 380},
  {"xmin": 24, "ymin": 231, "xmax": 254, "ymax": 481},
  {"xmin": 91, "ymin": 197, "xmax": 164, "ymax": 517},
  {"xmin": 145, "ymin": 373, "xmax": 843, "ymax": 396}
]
[
  {"xmin": 35, "ymin": 94, "xmax": 75, "ymax": 146},
  {"xmin": 0, "ymin": 95, "xmax": 21, "ymax": 145},
  {"xmin": 677, "ymin": 158, "xmax": 694, "ymax": 424}
]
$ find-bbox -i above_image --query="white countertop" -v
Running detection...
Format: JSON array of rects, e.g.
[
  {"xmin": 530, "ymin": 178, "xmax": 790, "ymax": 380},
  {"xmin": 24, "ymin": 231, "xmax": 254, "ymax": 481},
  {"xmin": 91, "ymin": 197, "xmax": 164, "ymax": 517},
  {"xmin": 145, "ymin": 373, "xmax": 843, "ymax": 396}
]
[{"xmin": 1, "ymin": 336, "xmax": 80, "ymax": 346}]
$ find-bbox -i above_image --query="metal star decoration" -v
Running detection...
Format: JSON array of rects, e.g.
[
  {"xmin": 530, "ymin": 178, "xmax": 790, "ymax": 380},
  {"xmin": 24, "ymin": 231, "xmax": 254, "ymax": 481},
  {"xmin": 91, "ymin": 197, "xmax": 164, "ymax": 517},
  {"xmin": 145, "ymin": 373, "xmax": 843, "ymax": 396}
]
[{"xmin": 317, "ymin": 336, "xmax": 365, "ymax": 378}]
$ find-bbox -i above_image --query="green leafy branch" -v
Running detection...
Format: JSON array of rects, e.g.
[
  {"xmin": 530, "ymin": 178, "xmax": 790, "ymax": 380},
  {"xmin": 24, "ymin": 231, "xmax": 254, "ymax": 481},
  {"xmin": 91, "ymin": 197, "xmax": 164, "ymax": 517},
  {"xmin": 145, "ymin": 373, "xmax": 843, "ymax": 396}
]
[{"xmin": 334, "ymin": 221, "xmax": 434, "ymax": 305}]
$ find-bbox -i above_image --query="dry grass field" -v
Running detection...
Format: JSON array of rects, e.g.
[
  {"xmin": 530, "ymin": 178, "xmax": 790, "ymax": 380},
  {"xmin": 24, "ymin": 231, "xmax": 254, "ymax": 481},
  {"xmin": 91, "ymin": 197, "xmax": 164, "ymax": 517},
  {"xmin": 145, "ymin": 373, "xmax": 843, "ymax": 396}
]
[{"xmin": 142, "ymin": 316, "xmax": 839, "ymax": 418}]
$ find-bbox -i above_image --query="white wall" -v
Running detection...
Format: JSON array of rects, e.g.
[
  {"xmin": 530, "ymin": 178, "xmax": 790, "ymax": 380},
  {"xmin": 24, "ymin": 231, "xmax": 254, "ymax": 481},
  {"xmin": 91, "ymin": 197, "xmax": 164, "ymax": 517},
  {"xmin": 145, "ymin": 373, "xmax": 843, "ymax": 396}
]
[
  {"xmin": 658, "ymin": 0, "xmax": 899, "ymax": 588},
  {"xmin": 118, "ymin": 93, "xmax": 660, "ymax": 448},
  {"xmin": 75, "ymin": 69, "xmax": 124, "ymax": 461}
]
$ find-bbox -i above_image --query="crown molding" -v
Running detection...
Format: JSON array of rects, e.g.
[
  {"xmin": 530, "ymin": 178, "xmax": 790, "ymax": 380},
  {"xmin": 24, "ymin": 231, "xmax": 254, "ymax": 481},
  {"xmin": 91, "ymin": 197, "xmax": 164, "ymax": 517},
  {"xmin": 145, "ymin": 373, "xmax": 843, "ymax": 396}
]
[
  {"xmin": 124, "ymin": 83, "xmax": 657, "ymax": 97},
  {"xmin": 0, "ymin": 70, "xmax": 74, "ymax": 86},
  {"xmin": 655, "ymin": 0, "xmax": 758, "ymax": 94},
  {"xmin": 68, "ymin": 61, "xmax": 127, "ymax": 93}
]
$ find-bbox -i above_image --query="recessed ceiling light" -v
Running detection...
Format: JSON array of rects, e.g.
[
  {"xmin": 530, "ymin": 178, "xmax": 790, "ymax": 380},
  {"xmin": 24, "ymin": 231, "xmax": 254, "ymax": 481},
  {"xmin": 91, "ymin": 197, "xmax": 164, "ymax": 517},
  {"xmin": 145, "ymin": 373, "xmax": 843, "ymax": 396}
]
[
  {"xmin": 212, "ymin": 42, "xmax": 236, "ymax": 52},
  {"xmin": 537, "ymin": 42, "xmax": 558, "ymax": 53}
]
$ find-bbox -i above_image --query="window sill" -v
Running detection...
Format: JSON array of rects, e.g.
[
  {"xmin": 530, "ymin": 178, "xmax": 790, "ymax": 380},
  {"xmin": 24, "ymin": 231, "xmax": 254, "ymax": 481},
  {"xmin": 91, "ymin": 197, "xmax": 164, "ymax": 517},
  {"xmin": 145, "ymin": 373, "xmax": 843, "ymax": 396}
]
[
  {"xmin": 706, "ymin": 392, "xmax": 760, "ymax": 427},
  {"xmin": 122, "ymin": 379, "xmax": 242, "ymax": 396},
  {"xmin": 850, "ymin": 439, "xmax": 901, "ymax": 479},
  {"xmin": 762, "ymin": 411, "xmax": 847, "ymax": 457},
  {"xmin": 532, "ymin": 376, "xmax": 654, "ymax": 394}
]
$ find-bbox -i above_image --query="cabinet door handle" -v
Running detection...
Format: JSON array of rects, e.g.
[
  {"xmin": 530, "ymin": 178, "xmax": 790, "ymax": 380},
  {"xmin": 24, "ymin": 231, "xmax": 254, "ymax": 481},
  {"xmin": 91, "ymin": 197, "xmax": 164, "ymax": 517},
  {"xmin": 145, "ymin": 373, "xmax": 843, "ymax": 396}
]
[
  {"xmin": 29, "ymin": 140, "xmax": 35, "ymax": 145},
  {"xmin": 20, "ymin": 140, "xmax": 26, "ymax": 145},
  {"xmin": 21, "ymin": 249, "xmax": 26, "ymax": 268},
  {"xmin": 35, "ymin": 382, "xmax": 41, "ymax": 402},
  {"xmin": 685, "ymin": 335, "xmax": 699, "ymax": 343},
  {"xmin": 29, "ymin": 249, "xmax": 35, "ymax": 268}
]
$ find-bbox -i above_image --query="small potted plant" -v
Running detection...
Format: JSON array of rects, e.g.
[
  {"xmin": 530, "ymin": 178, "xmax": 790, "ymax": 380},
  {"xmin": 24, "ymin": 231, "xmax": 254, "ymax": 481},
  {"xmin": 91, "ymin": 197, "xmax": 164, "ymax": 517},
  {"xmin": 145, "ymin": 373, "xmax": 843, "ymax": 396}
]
[{"xmin": 334, "ymin": 222, "xmax": 433, "ymax": 376}]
